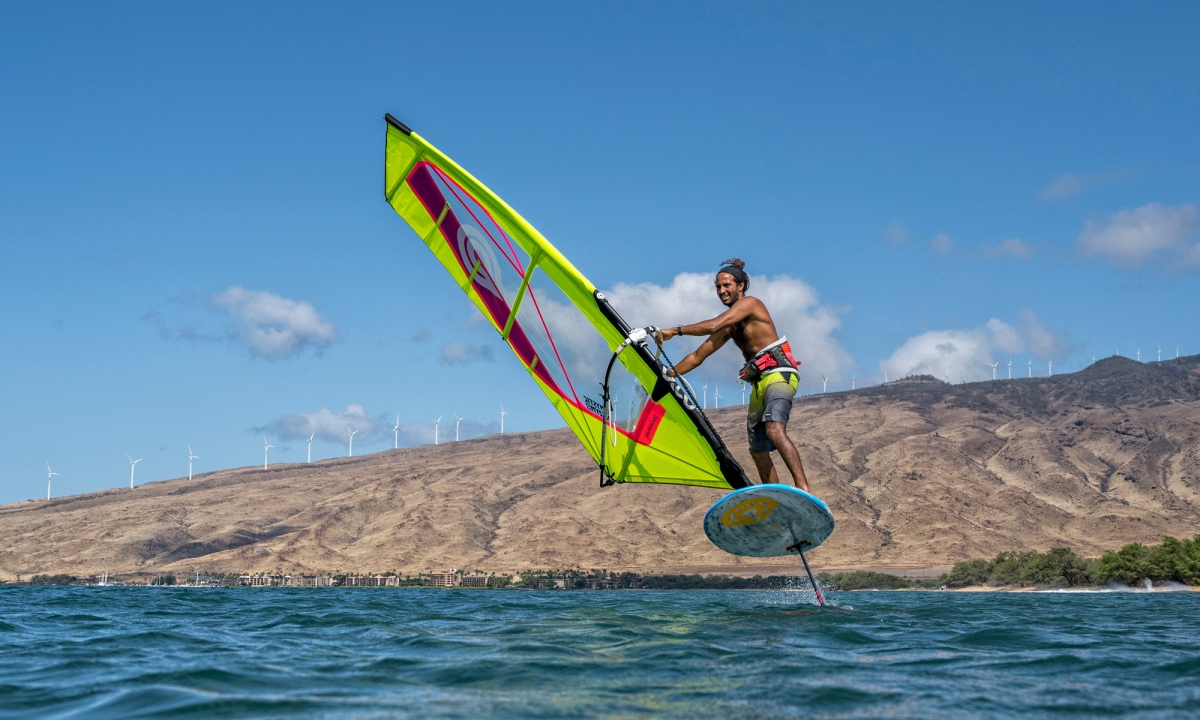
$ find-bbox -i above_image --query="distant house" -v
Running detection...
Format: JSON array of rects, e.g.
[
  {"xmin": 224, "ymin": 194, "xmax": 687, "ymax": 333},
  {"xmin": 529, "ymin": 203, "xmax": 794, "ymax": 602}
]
[
  {"xmin": 429, "ymin": 572, "xmax": 459, "ymax": 587},
  {"xmin": 343, "ymin": 575, "xmax": 398, "ymax": 587},
  {"xmin": 240, "ymin": 575, "xmax": 277, "ymax": 587},
  {"xmin": 461, "ymin": 575, "xmax": 489, "ymax": 587},
  {"xmin": 282, "ymin": 575, "xmax": 334, "ymax": 587}
]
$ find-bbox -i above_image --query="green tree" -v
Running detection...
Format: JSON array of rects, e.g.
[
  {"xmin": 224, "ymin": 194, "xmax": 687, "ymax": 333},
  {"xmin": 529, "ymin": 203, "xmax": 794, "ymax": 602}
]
[
  {"xmin": 943, "ymin": 559, "xmax": 990, "ymax": 588},
  {"xmin": 30, "ymin": 574, "xmax": 75, "ymax": 585},
  {"xmin": 1019, "ymin": 548, "xmax": 1091, "ymax": 586},
  {"xmin": 1091, "ymin": 543, "xmax": 1151, "ymax": 585},
  {"xmin": 1175, "ymin": 535, "xmax": 1200, "ymax": 584}
]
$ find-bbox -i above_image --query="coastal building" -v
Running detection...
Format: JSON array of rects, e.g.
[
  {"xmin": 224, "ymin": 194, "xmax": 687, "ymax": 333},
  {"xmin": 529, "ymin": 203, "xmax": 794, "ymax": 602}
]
[
  {"xmin": 281, "ymin": 575, "xmax": 334, "ymax": 587},
  {"xmin": 429, "ymin": 571, "xmax": 459, "ymax": 587},
  {"xmin": 239, "ymin": 575, "xmax": 276, "ymax": 587},
  {"xmin": 343, "ymin": 575, "xmax": 399, "ymax": 587},
  {"xmin": 461, "ymin": 575, "xmax": 489, "ymax": 587}
]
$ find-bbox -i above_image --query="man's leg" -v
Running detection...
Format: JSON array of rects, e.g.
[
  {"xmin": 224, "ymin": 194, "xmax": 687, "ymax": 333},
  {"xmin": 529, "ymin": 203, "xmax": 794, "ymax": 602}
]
[
  {"xmin": 765, "ymin": 421, "xmax": 810, "ymax": 492},
  {"xmin": 750, "ymin": 450, "xmax": 779, "ymax": 484},
  {"xmin": 746, "ymin": 382, "xmax": 775, "ymax": 483}
]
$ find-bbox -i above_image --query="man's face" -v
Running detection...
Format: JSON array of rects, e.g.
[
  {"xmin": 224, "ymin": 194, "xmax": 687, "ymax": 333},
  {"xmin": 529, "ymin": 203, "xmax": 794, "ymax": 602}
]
[{"xmin": 715, "ymin": 273, "xmax": 744, "ymax": 307}]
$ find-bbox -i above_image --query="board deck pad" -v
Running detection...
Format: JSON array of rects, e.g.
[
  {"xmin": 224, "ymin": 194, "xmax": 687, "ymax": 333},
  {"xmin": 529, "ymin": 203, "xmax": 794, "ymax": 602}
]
[{"xmin": 703, "ymin": 484, "xmax": 835, "ymax": 557}]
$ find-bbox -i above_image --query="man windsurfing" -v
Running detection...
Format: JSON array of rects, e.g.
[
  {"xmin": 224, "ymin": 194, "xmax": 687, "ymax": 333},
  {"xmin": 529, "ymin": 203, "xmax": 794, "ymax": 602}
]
[{"xmin": 656, "ymin": 259, "xmax": 812, "ymax": 492}]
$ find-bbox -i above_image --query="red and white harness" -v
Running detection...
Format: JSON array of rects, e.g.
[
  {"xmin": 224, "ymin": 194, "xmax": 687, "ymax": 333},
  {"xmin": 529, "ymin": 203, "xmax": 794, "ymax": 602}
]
[{"xmin": 738, "ymin": 337, "xmax": 800, "ymax": 384}]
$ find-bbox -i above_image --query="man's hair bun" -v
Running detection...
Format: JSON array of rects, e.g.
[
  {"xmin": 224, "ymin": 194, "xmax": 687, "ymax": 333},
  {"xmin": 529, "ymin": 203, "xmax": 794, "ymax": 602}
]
[{"xmin": 721, "ymin": 258, "xmax": 746, "ymax": 270}]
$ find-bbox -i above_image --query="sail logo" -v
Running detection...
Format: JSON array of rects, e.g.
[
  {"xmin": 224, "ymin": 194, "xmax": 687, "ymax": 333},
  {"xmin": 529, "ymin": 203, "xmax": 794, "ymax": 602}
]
[
  {"xmin": 456, "ymin": 224, "xmax": 505, "ymax": 302},
  {"xmin": 721, "ymin": 497, "xmax": 778, "ymax": 527}
]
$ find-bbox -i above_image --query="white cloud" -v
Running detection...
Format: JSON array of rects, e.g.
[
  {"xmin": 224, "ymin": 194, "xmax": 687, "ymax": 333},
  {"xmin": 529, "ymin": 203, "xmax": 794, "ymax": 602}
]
[
  {"xmin": 981, "ymin": 238, "xmax": 1033, "ymax": 260},
  {"xmin": 261, "ymin": 404, "xmax": 383, "ymax": 443},
  {"xmin": 885, "ymin": 221, "xmax": 910, "ymax": 247},
  {"xmin": 879, "ymin": 311, "xmax": 1070, "ymax": 384},
  {"xmin": 1039, "ymin": 170, "xmax": 1128, "ymax": 201},
  {"xmin": 603, "ymin": 271, "xmax": 855, "ymax": 388},
  {"xmin": 258, "ymin": 404, "xmax": 499, "ymax": 449},
  {"xmin": 1185, "ymin": 243, "xmax": 1200, "ymax": 271},
  {"xmin": 1077, "ymin": 202, "xmax": 1200, "ymax": 269},
  {"xmin": 211, "ymin": 287, "xmax": 339, "ymax": 358},
  {"xmin": 1040, "ymin": 173, "xmax": 1089, "ymax": 201},
  {"xmin": 386, "ymin": 418, "xmax": 499, "ymax": 446},
  {"xmin": 439, "ymin": 342, "xmax": 495, "ymax": 365},
  {"xmin": 930, "ymin": 233, "xmax": 955, "ymax": 253}
]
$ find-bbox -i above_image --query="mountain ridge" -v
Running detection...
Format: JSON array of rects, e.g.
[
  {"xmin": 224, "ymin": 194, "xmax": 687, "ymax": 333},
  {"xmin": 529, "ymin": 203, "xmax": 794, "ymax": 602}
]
[{"xmin": 3, "ymin": 355, "xmax": 1198, "ymax": 581}]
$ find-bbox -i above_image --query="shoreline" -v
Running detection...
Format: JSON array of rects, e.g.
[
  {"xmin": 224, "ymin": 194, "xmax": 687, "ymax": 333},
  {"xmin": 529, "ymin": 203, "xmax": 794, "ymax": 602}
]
[{"xmin": 6, "ymin": 582, "xmax": 1196, "ymax": 593}]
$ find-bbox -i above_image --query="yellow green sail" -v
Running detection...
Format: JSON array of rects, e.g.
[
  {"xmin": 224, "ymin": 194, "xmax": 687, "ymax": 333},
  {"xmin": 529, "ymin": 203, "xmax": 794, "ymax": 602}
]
[{"xmin": 383, "ymin": 114, "xmax": 748, "ymax": 490}]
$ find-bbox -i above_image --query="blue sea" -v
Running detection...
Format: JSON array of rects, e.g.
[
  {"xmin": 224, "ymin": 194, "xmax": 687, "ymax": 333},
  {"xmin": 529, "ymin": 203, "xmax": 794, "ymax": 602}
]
[{"xmin": 1, "ymin": 586, "xmax": 1198, "ymax": 718}]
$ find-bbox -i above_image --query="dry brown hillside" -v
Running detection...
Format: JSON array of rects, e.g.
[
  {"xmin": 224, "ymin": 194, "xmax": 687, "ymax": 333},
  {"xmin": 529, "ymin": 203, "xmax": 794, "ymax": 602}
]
[{"xmin": 2, "ymin": 355, "xmax": 1198, "ymax": 582}]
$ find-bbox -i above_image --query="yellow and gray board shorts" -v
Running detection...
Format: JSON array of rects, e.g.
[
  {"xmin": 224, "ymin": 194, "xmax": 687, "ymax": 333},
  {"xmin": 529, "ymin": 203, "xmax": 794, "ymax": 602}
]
[{"xmin": 747, "ymin": 371, "xmax": 799, "ymax": 453}]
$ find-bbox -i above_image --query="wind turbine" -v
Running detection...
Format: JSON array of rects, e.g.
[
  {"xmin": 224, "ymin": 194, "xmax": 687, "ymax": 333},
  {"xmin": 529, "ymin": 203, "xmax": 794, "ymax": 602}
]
[
  {"xmin": 883, "ymin": 371, "xmax": 889, "ymax": 384},
  {"xmin": 500, "ymin": 403, "xmax": 508, "ymax": 434},
  {"xmin": 46, "ymin": 462, "xmax": 59, "ymax": 500},
  {"xmin": 347, "ymin": 428, "xmax": 358, "ymax": 457},
  {"xmin": 714, "ymin": 383, "xmax": 721, "ymax": 409},
  {"xmin": 1027, "ymin": 359, "xmax": 1032, "ymax": 378},
  {"xmin": 1047, "ymin": 359, "xmax": 1053, "ymax": 376},
  {"xmin": 1007, "ymin": 358, "xmax": 1012, "ymax": 379},
  {"xmin": 702, "ymin": 383, "xmax": 708, "ymax": 410},
  {"xmin": 1157, "ymin": 345, "xmax": 1162, "ymax": 362},
  {"xmin": 739, "ymin": 380, "xmax": 746, "ymax": 404},
  {"xmin": 453, "ymin": 412, "xmax": 463, "ymax": 441},
  {"xmin": 851, "ymin": 375, "xmax": 856, "ymax": 390},
  {"xmin": 989, "ymin": 362, "xmax": 998, "ymax": 381},
  {"xmin": 1177, "ymin": 346, "xmax": 1181, "ymax": 358},
  {"xmin": 128, "ymin": 455, "xmax": 142, "ymax": 488},
  {"xmin": 261, "ymin": 437, "xmax": 272, "ymax": 470},
  {"xmin": 434, "ymin": 416, "xmax": 442, "ymax": 445},
  {"xmin": 1137, "ymin": 347, "xmax": 1141, "ymax": 363},
  {"xmin": 307, "ymin": 431, "xmax": 315, "ymax": 463},
  {"xmin": 393, "ymin": 415, "xmax": 402, "ymax": 449},
  {"xmin": 187, "ymin": 445, "xmax": 199, "ymax": 481},
  {"xmin": 821, "ymin": 375, "xmax": 828, "ymax": 394}
]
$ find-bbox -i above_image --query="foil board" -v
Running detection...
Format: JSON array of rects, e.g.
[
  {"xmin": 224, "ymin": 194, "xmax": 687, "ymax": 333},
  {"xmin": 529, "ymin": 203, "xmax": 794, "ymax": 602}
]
[{"xmin": 704, "ymin": 484, "xmax": 835, "ymax": 557}]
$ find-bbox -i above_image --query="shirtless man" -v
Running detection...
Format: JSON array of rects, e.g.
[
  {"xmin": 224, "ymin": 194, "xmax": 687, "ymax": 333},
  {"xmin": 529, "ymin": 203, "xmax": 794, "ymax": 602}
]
[{"xmin": 656, "ymin": 259, "xmax": 811, "ymax": 492}]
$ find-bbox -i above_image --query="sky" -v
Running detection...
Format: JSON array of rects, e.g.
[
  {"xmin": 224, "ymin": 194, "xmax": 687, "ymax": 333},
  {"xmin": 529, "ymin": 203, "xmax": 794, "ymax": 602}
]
[{"xmin": 2, "ymin": 2, "xmax": 1197, "ymax": 504}]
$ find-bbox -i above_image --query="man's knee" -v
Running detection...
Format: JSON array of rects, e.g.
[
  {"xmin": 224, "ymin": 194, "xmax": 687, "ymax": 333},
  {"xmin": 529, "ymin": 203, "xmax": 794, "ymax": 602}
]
[{"xmin": 764, "ymin": 421, "xmax": 789, "ymax": 441}]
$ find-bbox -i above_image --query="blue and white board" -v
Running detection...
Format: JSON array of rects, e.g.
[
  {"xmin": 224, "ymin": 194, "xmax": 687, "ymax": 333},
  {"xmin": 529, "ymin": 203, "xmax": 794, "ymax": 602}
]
[{"xmin": 703, "ymin": 484, "xmax": 835, "ymax": 557}]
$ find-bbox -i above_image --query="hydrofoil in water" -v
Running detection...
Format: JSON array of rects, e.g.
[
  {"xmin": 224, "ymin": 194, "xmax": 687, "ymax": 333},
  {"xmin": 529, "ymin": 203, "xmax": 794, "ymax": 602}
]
[{"xmin": 704, "ymin": 484, "xmax": 835, "ymax": 605}]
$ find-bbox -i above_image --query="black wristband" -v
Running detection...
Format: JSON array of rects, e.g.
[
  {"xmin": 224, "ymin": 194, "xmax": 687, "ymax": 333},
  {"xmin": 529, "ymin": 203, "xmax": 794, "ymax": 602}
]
[{"xmin": 676, "ymin": 325, "xmax": 683, "ymax": 337}]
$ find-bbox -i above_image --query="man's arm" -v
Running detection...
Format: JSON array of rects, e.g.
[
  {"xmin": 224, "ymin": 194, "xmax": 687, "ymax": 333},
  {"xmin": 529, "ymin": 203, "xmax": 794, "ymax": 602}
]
[
  {"xmin": 672, "ymin": 327, "xmax": 732, "ymax": 376},
  {"xmin": 663, "ymin": 298, "xmax": 761, "ymax": 340}
]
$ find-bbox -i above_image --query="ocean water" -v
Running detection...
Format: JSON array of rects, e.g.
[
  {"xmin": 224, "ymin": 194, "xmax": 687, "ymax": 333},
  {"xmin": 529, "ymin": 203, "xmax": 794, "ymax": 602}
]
[{"xmin": 1, "ymin": 586, "xmax": 1198, "ymax": 718}]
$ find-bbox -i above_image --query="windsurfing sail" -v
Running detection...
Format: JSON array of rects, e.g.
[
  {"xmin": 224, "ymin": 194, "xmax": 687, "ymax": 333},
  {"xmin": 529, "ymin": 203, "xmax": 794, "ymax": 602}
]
[{"xmin": 383, "ymin": 114, "xmax": 748, "ymax": 490}]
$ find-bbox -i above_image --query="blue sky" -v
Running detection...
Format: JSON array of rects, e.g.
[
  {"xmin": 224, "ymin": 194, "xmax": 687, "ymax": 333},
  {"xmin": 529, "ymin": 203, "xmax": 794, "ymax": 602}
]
[{"xmin": 2, "ymin": 2, "xmax": 1197, "ymax": 503}]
